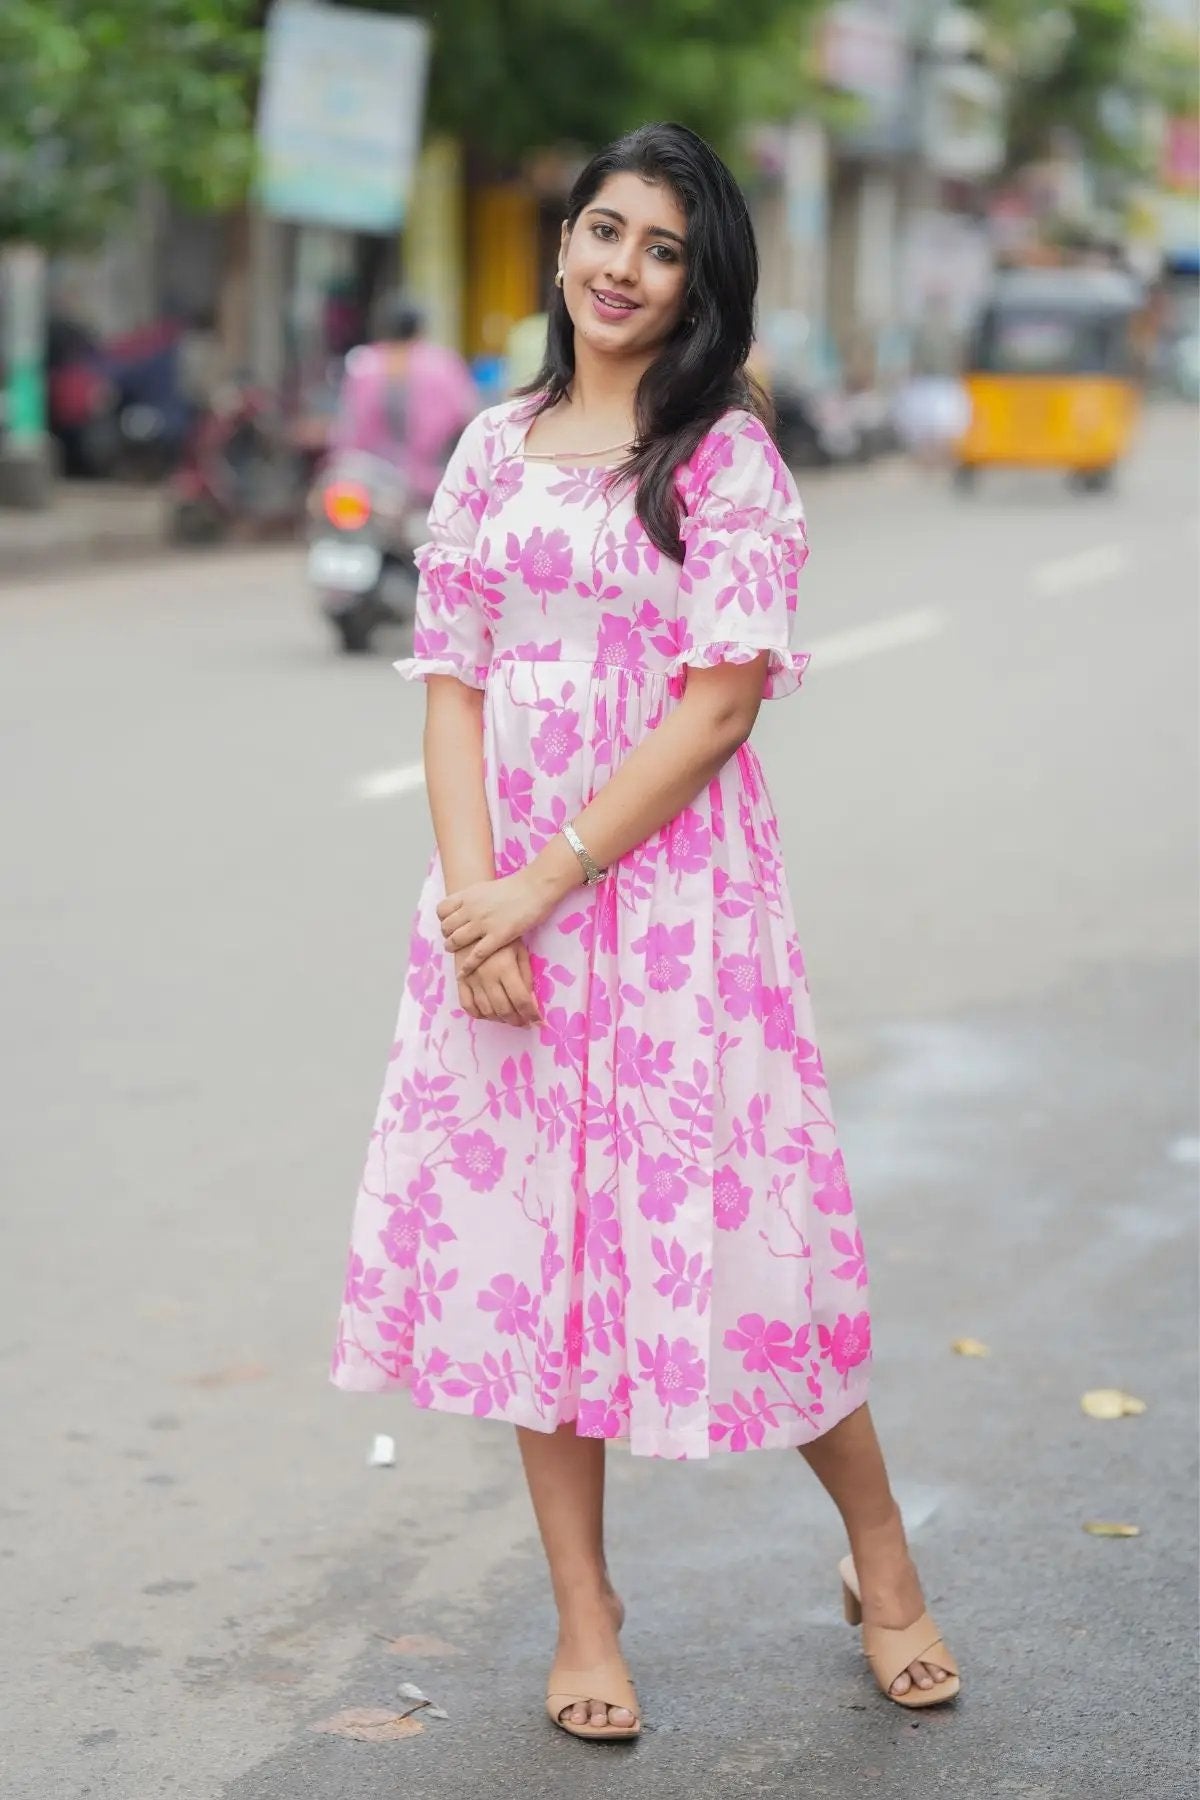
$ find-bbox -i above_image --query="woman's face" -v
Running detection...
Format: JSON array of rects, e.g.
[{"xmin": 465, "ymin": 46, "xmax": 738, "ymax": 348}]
[{"xmin": 560, "ymin": 171, "xmax": 689, "ymax": 360}]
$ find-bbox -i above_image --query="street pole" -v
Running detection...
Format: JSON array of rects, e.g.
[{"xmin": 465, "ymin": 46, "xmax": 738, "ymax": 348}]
[{"xmin": 0, "ymin": 241, "xmax": 54, "ymax": 509}]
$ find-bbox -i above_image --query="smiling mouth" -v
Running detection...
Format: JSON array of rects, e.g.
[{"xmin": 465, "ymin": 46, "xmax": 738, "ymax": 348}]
[{"xmin": 590, "ymin": 289, "xmax": 641, "ymax": 312}]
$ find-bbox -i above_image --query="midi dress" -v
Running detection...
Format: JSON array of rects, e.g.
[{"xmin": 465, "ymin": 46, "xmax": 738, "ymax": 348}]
[{"xmin": 331, "ymin": 400, "xmax": 872, "ymax": 1459}]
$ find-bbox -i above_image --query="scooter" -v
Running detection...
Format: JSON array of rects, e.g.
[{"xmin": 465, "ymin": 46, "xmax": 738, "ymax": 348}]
[
  {"xmin": 307, "ymin": 451, "xmax": 424, "ymax": 653},
  {"xmin": 168, "ymin": 383, "xmax": 309, "ymax": 545}
]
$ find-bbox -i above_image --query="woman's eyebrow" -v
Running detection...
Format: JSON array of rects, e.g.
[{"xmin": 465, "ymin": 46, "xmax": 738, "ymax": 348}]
[{"xmin": 585, "ymin": 205, "xmax": 686, "ymax": 247}]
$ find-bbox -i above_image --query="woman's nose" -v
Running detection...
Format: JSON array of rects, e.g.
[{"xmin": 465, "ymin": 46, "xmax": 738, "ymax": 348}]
[{"xmin": 603, "ymin": 243, "xmax": 638, "ymax": 284}]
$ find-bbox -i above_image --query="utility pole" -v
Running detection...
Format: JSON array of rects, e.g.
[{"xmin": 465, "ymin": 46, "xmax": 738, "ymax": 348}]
[{"xmin": 0, "ymin": 242, "xmax": 54, "ymax": 509}]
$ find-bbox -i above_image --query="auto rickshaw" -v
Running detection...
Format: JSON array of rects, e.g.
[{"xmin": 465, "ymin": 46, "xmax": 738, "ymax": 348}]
[{"xmin": 955, "ymin": 267, "xmax": 1143, "ymax": 492}]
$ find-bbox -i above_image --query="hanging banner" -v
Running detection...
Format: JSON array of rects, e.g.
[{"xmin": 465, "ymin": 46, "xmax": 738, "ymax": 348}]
[{"xmin": 256, "ymin": 1, "xmax": 431, "ymax": 233}]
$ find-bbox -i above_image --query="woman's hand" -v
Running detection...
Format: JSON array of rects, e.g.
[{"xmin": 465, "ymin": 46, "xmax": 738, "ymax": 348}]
[
  {"xmin": 438, "ymin": 871, "xmax": 559, "ymax": 975},
  {"xmin": 455, "ymin": 940, "xmax": 542, "ymax": 1027}
]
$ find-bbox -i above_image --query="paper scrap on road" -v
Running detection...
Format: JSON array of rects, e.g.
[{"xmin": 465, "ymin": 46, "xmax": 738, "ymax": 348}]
[
  {"xmin": 950, "ymin": 1337, "xmax": 990, "ymax": 1357},
  {"xmin": 399, "ymin": 1680, "xmax": 448, "ymax": 1721},
  {"xmin": 1082, "ymin": 1521, "xmax": 1142, "ymax": 1538},
  {"xmin": 310, "ymin": 1707, "xmax": 424, "ymax": 1741},
  {"xmin": 1081, "ymin": 1389, "xmax": 1146, "ymax": 1420},
  {"xmin": 367, "ymin": 1433, "xmax": 396, "ymax": 1467}
]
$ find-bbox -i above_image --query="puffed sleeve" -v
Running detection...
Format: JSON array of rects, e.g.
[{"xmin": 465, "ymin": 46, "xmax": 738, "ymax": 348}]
[
  {"xmin": 393, "ymin": 410, "xmax": 494, "ymax": 688},
  {"xmin": 670, "ymin": 410, "xmax": 811, "ymax": 700}
]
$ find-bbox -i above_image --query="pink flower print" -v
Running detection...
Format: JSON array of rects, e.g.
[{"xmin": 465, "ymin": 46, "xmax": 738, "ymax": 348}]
[
  {"xmin": 724, "ymin": 1313, "xmax": 811, "ymax": 1374},
  {"xmin": 540, "ymin": 1229, "xmax": 565, "ymax": 1293},
  {"xmin": 539, "ymin": 1005, "xmax": 588, "ymax": 1071},
  {"xmin": 637, "ymin": 1333, "xmax": 706, "ymax": 1411},
  {"xmin": 595, "ymin": 611, "xmax": 646, "ymax": 671},
  {"xmin": 714, "ymin": 544, "xmax": 780, "ymax": 617},
  {"xmin": 498, "ymin": 761, "xmax": 534, "ymax": 823},
  {"xmin": 477, "ymin": 1273, "xmax": 538, "ymax": 1339},
  {"xmin": 378, "ymin": 1202, "xmax": 421, "ymax": 1269},
  {"xmin": 343, "ymin": 1253, "xmax": 384, "ymax": 1314},
  {"xmin": 760, "ymin": 985, "xmax": 796, "ymax": 1051},
  {"xmin": 667, "ymin": 806, "xmax": 711, "ymax": 874},
  {"xmin": 531, "ymin": 708, "xmax": 583, "ymax": 777},
  {"xmin": 587, "ymin": 984, "xmax": 613, "ymax": 1043},
  {"xmin": 632, "ymin": 918, "xmax": 694, "ymax": 992},
  {"xmin": 794, "ymin": 1036, "xmax": 826, "ymax": 1088},
  {"xmin": 614, "ymin": 1026, "xmax": 673, "ymax": 1089},
  {"xmin": 637, "ymin": 1150, "xmax": 687, "ymax": 1223},
  {"xmin": 829, "ymin": 1227, "xmax": 869, "ymax": 1289},
  {"xmin": 713, "ymin": 1163, "xmax": 752, "ymax": 1232},
  {"xmin": 577, "ymin": 1397, "xmax": 625, "ymax": 1439},
  {"xmin": 449, "ymin": 1128, "xmax": 506, "ymax": 1193},
  {"xmin": 717, "ymin": 953, "xmax": 763, "ymax": 1020},
  {"xmin": 810, "ymin": 1149, "xmax": 852, "ymax": 1216},
  {"xmin": 506, "ymin": 525, "xmax": 573, "ymax": 602},
  {"xmin": 820, "ymin": 1310, "xmax": 871, "ymax": 1376},
  {"xmin": 565, "ymin": 1299, "xmax": 585, "ymax": 1368}
]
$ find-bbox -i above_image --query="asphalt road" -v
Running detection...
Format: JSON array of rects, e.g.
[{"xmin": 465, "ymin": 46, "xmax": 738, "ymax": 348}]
[{"xmin": 2, "ymin": 407, "xmax": 1197, "ymax": 1800}]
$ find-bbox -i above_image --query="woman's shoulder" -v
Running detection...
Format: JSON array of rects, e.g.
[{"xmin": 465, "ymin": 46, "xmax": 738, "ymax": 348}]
[
  {"xmin": 453, "ymin": 396, "xmax": 532, "ymax": 466},
  {"xmin": 677, "ymin": 405, "xmax": 801, "ymax": 521}
]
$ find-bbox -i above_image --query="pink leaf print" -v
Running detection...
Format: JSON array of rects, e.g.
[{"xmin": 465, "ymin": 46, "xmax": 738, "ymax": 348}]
[{"xmin": 829, "ymin": 1227, "xmax": 869, "ymax": 1289}]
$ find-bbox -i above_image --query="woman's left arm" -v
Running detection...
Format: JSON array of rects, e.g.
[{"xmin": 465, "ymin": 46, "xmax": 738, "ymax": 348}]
[{"xmin": 437, "ymin": 657, "xmax": 766, "ymax": 972}]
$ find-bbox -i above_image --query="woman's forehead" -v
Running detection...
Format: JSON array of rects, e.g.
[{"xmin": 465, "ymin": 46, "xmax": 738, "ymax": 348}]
[{"xmin": 588, "ymin": 170, "xmax": 687, "ymax": 233}]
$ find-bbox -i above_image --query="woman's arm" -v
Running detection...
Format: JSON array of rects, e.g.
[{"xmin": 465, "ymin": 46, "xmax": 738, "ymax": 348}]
[
  {"xmin": 424, "ymin": 677, "xmax": 542, "ymax": 1025},
  {"xmin": 437, "ymin": 656, "xmax": 767, "ymax": 973}
]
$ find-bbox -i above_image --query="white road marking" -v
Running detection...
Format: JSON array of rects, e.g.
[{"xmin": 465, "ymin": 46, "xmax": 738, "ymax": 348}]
[
  {"xmin": 351, "ymin": 763, "xmax": 426, "ymax": 801},
  {"xmin": 1030, "ymin": 543, "xmax": 1128, "ymax": 599},
  {"xmin": 806, "ymin": 606, "xmax": 945, "ymax": 669},
  {"xmin": 350, "ymin": 604, "xmax": 947, "ymax": 802}
]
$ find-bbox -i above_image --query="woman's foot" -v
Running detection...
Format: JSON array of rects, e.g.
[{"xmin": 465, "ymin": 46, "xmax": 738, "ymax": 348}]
[
  {"xmin": 552, "ymin": 1585, "xmax": 637, "ymax": 1731},
  {"xmin": 848, "ymin": 1505, "xmax": 951, "ymax": 1698}
]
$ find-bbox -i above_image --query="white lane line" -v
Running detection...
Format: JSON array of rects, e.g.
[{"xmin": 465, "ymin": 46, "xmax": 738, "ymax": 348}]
[
  {"xmin": 807, "ymin": 606, "xmax": 945, "ymax": 669},
  {"xmin": 349, "ymin": 605, "xmax": 947, "ymax": 802},
  {"xmin": 1030, "ymin": 543, "xmax": 1128, "ymax": 599},
  {"xmin": 351, "ymin": 763, "xmax": 426, "ymax": 801}
]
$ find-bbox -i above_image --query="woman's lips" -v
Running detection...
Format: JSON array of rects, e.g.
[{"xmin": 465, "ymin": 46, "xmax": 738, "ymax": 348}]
[{"xmin": 590, "ymin": 289, "xmax": 641, "ymax": 324}]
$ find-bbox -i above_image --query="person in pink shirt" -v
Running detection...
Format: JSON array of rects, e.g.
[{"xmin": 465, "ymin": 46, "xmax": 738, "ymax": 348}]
[{"xmin": 329, "ymin": 299, "xmax": 479, "ymax": 505}]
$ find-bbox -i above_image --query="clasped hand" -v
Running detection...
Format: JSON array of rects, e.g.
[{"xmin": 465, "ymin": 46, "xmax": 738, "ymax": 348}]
[{"xmin": 438, "ymin": 873, "xmax": 552, "ymax": 1028}]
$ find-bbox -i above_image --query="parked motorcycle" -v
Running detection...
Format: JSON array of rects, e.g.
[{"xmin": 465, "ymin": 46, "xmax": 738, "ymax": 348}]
[
  {"xmin": 46, "ymin": 317, "xmax": 198, "ymax": 479},
  {"xmin": 168, "ymin": 383, "xmax": 309, "ymax": 545},
  {"xmin": 307, "ymin": 451, "xmax": 424, "ymax": 653}
]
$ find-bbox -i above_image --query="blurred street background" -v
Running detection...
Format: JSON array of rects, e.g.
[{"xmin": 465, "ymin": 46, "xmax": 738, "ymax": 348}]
[{"xmin": 1, "ymin": 3, "xmax": 1198, "ymax": 1798}]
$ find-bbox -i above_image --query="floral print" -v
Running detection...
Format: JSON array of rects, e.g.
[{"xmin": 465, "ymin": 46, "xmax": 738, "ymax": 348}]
[{"xmin": 331, "ymin": 400, "xmax": 871, "ymax": 1457}]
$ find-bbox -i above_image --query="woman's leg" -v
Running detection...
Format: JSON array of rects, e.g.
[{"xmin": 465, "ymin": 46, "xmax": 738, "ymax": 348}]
[
  {"xmin": 797, "ymin": 1403, "xmax": 950, "ymax": 1697},
  {"xmin": 516, "ymin": 1423, "xmax": 636, "ymax": 1728}
]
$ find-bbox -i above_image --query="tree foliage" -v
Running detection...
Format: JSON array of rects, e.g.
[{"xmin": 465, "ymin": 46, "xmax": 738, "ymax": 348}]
[
  {"xmin": 0, "ymin": 0, "xmax": 259, "ymax": 247},
  {"xmin": 354, "ymin": 0, "xmax": 820, "ymax": 167}
]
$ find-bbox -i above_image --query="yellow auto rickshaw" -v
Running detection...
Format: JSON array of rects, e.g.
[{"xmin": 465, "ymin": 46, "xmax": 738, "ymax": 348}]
[{"xmin": 955, "ymin": 267, "xmax": 1143, "ymax": 492}]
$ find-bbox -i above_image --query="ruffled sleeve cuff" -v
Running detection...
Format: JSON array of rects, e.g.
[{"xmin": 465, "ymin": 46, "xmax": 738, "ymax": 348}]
[
  {"xmin": 395, "ymin": 540, "xmax": 491, "ymax": 687},
  {"xmin": 666, "ymin": 640, "xmax": 811, "ymax": 700}
]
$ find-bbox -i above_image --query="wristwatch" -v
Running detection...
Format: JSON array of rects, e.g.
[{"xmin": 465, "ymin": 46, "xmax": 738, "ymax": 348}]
[{"xmin": 561, "ymin": 822, "xmax": 608, "ymax": 887}]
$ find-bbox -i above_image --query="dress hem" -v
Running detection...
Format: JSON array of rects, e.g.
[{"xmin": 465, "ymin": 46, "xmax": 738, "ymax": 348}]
[{"xmin": 330, "ymin": 1362, "xmax": 871, "ymax": 1461}]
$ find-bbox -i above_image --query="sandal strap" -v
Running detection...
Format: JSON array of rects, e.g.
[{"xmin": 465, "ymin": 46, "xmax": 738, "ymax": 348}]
[
  {"xmin": 547, "ymin": 1660, "xmax": 639, "ymax": 1723},
  {"xmin": 860, "ymin": 1613, "xmax": 960, "ymax": 1694}
]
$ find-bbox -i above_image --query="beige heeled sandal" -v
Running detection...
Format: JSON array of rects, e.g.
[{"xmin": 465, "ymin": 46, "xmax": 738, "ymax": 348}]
[
  {"xmin": 546, "ymin": 1657, "xmax": 641, "ymax": 1742},
  {"xmin": 838, "ymin": 1554, "xmax": 961, "ymax": 1709}
]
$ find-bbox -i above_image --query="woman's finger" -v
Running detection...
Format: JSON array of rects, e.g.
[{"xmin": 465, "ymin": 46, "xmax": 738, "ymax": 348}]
[
  {"xmin": 436, "ymin": 895, "xmax": 460, "ymax": 922},
  {"xmin": 461, "ymin": 935, "xmax": 497, "ymax": 976},
  {"xmin": 499, "ymin": 963, "xmax": 540, "ymax": 1026},
  {"xmin": 457, "ymin": 980, "xmax": 480, "ymax": 1020},
  {"xmin": 482, "ymin": 976, "xmax": 518, "ymax": 1024},
  {"xmin": 447, "ymin": 919, "xmax": 485, "ymax": 951},
  {"xmin": 469, "ymin": 980, "xmax": 494, "ymax": 1018}
]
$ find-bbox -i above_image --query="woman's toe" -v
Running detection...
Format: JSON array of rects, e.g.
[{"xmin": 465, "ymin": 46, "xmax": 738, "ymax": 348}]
[
  {"xmin": 911, "ymin": 1661, "xmax": 934, "ymax": 1690},
  {"xmin": 608, "ymin": 1706, "xmax": 636, "ymax": 1728},
  {"xmin": 588, "ymin": 1701, "xmax": 609, "ymax": 1727},
  {"xmin": 567, "ymin": 1702, "xmax": 589, "ymax": 1725},
  {"xmin": 890, "ymin": 1671, "xmax": 912, "ymax": 1696}
]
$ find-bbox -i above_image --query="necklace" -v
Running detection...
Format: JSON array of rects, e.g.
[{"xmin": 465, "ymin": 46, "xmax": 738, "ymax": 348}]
[{"xmin": 523, "ymin": 435, "xmax": 635, "ymax": 463}]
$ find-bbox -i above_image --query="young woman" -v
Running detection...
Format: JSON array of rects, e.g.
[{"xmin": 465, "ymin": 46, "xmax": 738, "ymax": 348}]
[{"xmin": 332, "ymin": 122, "xmax": 960, "ymax": 1742}]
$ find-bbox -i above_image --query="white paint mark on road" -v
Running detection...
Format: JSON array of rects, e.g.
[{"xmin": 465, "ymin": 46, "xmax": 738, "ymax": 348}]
[
  {"xmin": 350, "ymin": 606, "xmax": 946, "ymax": 802},
  {"xmin": 1030, "ymin": 543, "xmax": 1128, "ymax": 599},
  {"xmin": 351, "ymin": 763, "xmax": 426, "ymax": 801},
  {"xmin": 807, "ymin": 606, "xmax": 945, "ymax": 670}
]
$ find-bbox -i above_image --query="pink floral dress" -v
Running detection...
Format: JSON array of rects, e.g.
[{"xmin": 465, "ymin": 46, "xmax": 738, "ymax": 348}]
[{"xmin": 331, "ymin": 400, "xmax": 871, "ymax": 1458}]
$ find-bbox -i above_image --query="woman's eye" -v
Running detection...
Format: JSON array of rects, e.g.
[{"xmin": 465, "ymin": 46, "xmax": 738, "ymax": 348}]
[
  {"xmin": 650, "ymin": 245, "xmax": 679, "ymax": 263},
  {"xmin": 592, "ymin": 223, "xmax": 618, "ymax": 241}
]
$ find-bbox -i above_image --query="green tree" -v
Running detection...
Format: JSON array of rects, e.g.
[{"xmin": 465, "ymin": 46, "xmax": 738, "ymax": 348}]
[
  {"xmin": 356, "ymin": 0, "xmax": 823, "ymax": 167},
  {"xmin": 0, "ymin": 0, "xmax": 260, "ymax": 248}
]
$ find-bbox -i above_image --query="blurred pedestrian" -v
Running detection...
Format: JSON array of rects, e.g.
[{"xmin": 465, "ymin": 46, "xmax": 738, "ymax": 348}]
[
  {"xmin": 328, "ymin": 296, "xmax": 478, "ymax": 507},
  {"xmin": 332, "ymin": 122, "xmax": 960, "ymax": 1741},
  {"xmin": 895, "ymin": 293, "xmax": 971, "ymax": 469}
]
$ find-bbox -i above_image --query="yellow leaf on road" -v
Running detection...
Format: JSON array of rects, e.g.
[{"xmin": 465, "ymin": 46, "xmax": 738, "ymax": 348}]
[
  {"xmin": 1082, "ymin": 1521, "xmax": 1141, "ymax": 1538},
  {"xmin": 951, "ymin": 1338, "xmax": 990, "ymax": 1357},
  {"xmin": 1081, "ymin": 1389, "xmax": 1146, "ymax": 1420}
]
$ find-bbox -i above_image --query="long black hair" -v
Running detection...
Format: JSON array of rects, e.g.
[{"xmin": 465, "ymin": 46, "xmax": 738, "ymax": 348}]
[{"xmin": 521, "ymin": 122, "xmax": 770, "ymax": 562}]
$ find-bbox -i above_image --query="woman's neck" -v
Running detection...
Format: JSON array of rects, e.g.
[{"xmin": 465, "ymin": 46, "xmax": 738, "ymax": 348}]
[{"xmin": 564, "ymin": 341, "xmax": 650, "ymax": 421}]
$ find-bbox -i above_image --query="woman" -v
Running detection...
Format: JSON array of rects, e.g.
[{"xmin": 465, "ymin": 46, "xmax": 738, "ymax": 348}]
[{"xmin": 332, "ymin": 122, "xmax": 960, "ymax": 1741}]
